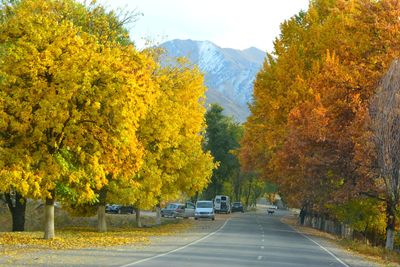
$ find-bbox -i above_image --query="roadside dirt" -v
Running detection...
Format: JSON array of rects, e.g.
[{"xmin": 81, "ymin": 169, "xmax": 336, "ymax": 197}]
[{"xmin": 281, "ymin": 213, "xmax": 397, "ymax": 267}]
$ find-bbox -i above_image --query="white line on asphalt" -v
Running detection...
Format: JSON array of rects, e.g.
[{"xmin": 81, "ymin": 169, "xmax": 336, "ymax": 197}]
[
  {"xmin": 261, "ymin": 246, "xmax": 264, "ymax": 249},
  {"xmin": 288, "ymin": 225, "xmax": 350, "ymax": 267},
  {"xmin": 262, "ymin": 239, "xmax": 264, "ymax": 242},
  {"xmin": 119, "ymin": 219, "xmax": 231, "ymax": 267},
  {"xmin": 257, "ymin": 256, "xmax": 263, "ymax": 260}
]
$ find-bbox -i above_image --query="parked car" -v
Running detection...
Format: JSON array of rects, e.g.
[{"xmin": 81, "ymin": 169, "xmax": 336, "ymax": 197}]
[
  {"xmin": 214, "ymin": 195, "xmax": 231, "ymax": 214},
  {"xmin": 195, "ymin": 200, "xmax": 215, "ymax": 220},
  {"xmin": 105, "ymin": 204, "xmax": 121, "ymax": 214},
  {"xmin": 105, "ymin": 204, "xmax": 134, "ymax": 214},
  {"xmin": 231, "ymin": 202, "xmax": 244, "ymax": 213},
  {"xmin": 161, "ymin": 203, "xmax": 185, "ymax": 218},
  {"xmin": 183, "ymin": 202, "xmax": 195, "ymax": 218},
  {"xmin": 118, "ymin": 205, "xmax": 135, "ymax": 214}
]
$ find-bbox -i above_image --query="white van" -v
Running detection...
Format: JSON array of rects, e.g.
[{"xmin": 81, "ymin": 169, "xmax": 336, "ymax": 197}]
[
  {"xmin": 214, "ymin": 195, "xmax": 231, "ymax": 214},
  {"xmin": 195, "ymin": 200, "xmax": 215, "ymax": 220}
]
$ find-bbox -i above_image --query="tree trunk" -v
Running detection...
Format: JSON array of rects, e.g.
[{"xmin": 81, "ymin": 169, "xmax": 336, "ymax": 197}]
[
  {"xmin": 245, "ymin": 179, "xmax": 252, "ymax": 208},
  {"xmin": 97, "ymin": 187, "xmax": 108, "ymax": 232},
  {"xmin": 5, "ymin": 191, "xmax": 26, "ymax": 232},
  {"xmin": 385, "ymin": 199, "xmax": 396, "ymax": 250},
  {"xmin": 252, "ymin": 193, "xmax": 257, "ymax": 207},
  {"xmin": 97, "ymin": 205, "xmax": 107, "ymax": 232},
  {"xmin": 234, "ymin": 173, "xmax": 241, "ymax": 201},
  {"xmin": 44, "ymin": 196, "xmax": 55, "ymax": 239},
  {"xmin": 155, "ymin": 204, "xmax": 161, "ymax": 225},
  {"xmin": 192, "ymin": 192, "xmax": 199, "ymax": 203},
  {"xmin": 136, "ymin": 208, "xmax": 142, "ymax": 228},
  {"xmin": 299, "ymin": 207, "xmax": 306, "ymax": 225}
]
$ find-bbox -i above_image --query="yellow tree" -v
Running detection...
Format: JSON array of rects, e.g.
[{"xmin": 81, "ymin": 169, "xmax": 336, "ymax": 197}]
[
  {"xmin": 0, "ymin": 0, "xmax": 157, "ymax": 238},
  {"xmin": 111, "ymin": 58, "xmax": 214, "ymax": 226}
]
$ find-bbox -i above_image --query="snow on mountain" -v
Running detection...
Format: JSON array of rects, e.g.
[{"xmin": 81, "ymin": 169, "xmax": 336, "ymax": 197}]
[{"xmin": 160, "ymin": 39, "xmax": 265, "ymax": 122}]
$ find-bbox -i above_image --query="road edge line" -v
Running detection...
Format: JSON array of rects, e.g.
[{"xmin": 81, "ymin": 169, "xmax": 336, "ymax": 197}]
[
  {"xmin": 285, "ymin": 222, "xmax": 350, "ymax": 267},
  {"xmin": 119, "ymin": 218, "xmax": 231, "ymax": 267}
]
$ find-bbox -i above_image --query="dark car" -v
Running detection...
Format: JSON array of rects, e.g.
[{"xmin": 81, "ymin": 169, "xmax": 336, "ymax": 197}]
[
  {"xmin": 105, "ymin": 204, "xmax": 121, "ymax": 214},
  {"xmin": 118, "ymin": 205, "xmax": 135, "ymax": 214},
  {"xmin": 231, "ymin": 202, "xmax": 244, "ymax": 213},
  {"xmin": 105, "ymin": 204, "xmax": 134, "ymax": 214},
  {"xmin": 161, "ymin": 203, "xmax": 185, "ymax": 218}
]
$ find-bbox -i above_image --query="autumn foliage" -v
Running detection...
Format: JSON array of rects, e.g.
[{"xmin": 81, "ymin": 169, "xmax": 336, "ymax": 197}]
[
  {"xmin": 241, "ymin": 0, "xmax": 400, "ymax": 248},
  {"xmin": 0, "ymin": 0, "xmax": 214, "ymax": 238}
]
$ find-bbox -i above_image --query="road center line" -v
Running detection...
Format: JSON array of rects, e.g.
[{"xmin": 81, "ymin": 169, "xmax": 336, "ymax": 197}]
[{"xmin": 119, "ymin": 218, "xmax": 231, "ymax": 267}]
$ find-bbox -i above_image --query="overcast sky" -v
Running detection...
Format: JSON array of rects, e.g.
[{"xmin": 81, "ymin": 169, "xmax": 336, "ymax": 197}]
[{"xmin": 98, "ymin": 0, "xmax": 309, "ymax": 52}]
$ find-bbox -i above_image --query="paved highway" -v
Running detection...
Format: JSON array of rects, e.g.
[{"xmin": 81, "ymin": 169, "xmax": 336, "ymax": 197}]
[
  {"xmin": 119, "ymin": 210, "xmax": 375, "ymax": 267},
  {"xmin": 1, "ymin": 209, "xmax": 378, "ymax": 266}
]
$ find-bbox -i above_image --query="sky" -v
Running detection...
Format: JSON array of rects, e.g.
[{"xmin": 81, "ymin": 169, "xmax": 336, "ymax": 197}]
[{"xmin": 98, "ymin": 0, "xmax": 310, "ymax": 52}]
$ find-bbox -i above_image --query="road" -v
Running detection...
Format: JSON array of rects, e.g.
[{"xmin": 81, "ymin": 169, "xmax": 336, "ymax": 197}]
[
  {"xmin": 119, "ymin": 210, "xmax": 378, "ymax": 267},
  {"xmin": 1, "ymin": 209, "xmax": 379, "ymax": 267}
]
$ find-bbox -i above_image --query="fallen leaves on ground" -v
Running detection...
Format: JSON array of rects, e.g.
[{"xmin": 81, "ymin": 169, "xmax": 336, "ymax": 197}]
[{"xmin": 0, "ymin": 220, "xmax": 192, "ymax": 257}]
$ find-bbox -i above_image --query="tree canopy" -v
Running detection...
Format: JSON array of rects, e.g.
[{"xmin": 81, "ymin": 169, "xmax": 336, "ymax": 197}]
[
  {"xmin": 240, "ymin": 0, "xmax": 400, "ymax": 249},
  {"xmin": 0, "ymin": 0, "xmax": 214, "ymax": 237}
]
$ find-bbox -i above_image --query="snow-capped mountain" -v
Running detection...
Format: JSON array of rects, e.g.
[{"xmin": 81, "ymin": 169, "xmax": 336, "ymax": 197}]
[{"xmin": 160, "ymin": 39, "xmax": 265, "ymax": 122}]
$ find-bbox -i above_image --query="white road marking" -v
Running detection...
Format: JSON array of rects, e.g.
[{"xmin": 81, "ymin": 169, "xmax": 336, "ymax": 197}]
[
  {"xmin": 257, "ymin": 256, "xmax": 263, "ymax": 260},
  {"xmin": 261, "ymin": 246, "xmax": 264, "ymax": 249},
  {"xmin": 119, "ymin": 219, "xmax": 231, "ymax": 267},
  {"xmin": 287, "ymin": 225, "xmax": 350, "ymax": 267},
  {"xmin": 262, "ymin": 239, "xmax": 264, "ymax": 242}
]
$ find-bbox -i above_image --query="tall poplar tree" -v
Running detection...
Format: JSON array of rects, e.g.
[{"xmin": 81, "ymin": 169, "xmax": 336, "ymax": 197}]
[{"xmin": 203, "ymin": 104, "xmax": 242, "ymax": 199}]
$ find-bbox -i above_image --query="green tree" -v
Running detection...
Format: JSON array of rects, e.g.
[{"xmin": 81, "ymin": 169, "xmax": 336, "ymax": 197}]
[{"xmin": 203, "ymin": 104, "xmax": 242, "ymax": 199}]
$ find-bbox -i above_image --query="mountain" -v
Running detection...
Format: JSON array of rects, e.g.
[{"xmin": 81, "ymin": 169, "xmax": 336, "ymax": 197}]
[{"xmin": 160, "ymin": 39, "xmax": 265, "ymax": 122}]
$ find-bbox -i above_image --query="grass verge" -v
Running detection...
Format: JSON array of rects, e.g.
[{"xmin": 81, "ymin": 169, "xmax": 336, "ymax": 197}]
[{"xmin": 338, "ymin": 239, "xmax": 400, "ymax": 266}]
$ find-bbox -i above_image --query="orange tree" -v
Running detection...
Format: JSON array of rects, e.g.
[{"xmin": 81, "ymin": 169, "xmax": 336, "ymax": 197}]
[{"xmin": 241, "ymin": 0, "xmax": 400, "ymax": 249}]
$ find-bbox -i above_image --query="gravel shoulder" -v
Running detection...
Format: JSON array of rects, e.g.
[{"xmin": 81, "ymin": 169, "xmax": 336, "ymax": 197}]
[
  {"xmin": 0, "ymin": 214, "xmax": 232, "ymax": 267},
  {"xmin": 280, "ymin": 211, "xmax": 397, "ymax": 267}
]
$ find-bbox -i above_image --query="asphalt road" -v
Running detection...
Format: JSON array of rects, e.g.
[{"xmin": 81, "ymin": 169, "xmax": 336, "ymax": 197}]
[
  {"xmin": 119, "ymin": 210, "xmax": 376, "ymax": 267},
  {"xmin": 1, "ymin": 209, "xmax": 379, "ymax": 267}
]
